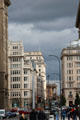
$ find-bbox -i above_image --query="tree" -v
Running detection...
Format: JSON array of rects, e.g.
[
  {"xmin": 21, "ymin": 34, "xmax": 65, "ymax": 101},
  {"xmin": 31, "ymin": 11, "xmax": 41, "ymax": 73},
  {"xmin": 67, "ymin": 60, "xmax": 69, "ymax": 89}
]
[
  {"xmin": 60, "ymin": 94, "xmax": 66, "ymax": 106},
  {"xmin": 75, "ymin": 93, "xmax": 80, "ymax": 105}
]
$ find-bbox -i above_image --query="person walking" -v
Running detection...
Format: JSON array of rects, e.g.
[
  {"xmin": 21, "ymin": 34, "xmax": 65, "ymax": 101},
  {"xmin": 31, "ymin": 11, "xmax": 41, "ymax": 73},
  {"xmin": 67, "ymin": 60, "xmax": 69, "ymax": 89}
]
[
  {"xmin": 72, "ymin": 108, "xmax": 77, "ymax": 120},
  {"xmin": 55, "ymin": 109, "xmax": 59, "ymax": 120},
  {"xmin": 67, "ymin": 108, "xmax": 71, "ymax": 120},
  {"xmin": 38, "ymin": 109, "xmax": 46, "ymax": 120},
  {"xmin": 61, "ymin": 109, "xmax": 66, "ymax": 120},
  {"xmin": 30, "ymin": 109, "xmax": 37, "ymax": 120},
  {"xmin": 20, "ymin": 113, "xmax": 27, "ymax": 120}
]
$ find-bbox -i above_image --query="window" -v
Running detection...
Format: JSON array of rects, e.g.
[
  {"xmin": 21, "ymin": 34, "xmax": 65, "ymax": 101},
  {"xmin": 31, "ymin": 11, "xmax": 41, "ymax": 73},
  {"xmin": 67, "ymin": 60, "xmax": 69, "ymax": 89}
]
[
  {"xmin": 11, "ymin": 77, "xmax": 20, "ymax": 82},
  {"xmin": 24, "ymin": 77, "xmax": 28, "ymax": 81},
  {"xmin": 67, "ymin": 70, "xmax": 73, "ymax": 74},
  {"xmin": 24, "ymin": 84, "xmax": 27, "ymax": 88},
  {"xmin": 13, "ymin": 84, "xmax": 20, "ymax": 88},
  {"xmin": 24, "ymin": 60, "xmax": 30, "ymax": 65},
  {"xmin": 68, "ymin": 91, "xmax": 73, "ymax": 98},
  {"xmin": 11, "ymin": 92, "xmax": 20, "ymax": 97},
  {"xmin": 11, "ymin": 57, "xmax": 20, "ymax": 62},
  {"xmin": 69, "ymin": 76, "xmax": 71, "ymax": 80},
  {"xmin": 11, "ymin": 64, "xmax": 21, "ymax": 68},
  {"xmin": 11, "ymin": 70, "xmax": 20, "ymax": 75},
  {"xmin": 77, "ymin": 83, "xmax": 80, "ymax": 88},
  {"xmin": 67, "ymin": 56, "xmax": 73, "ymax": 60},
  {"xmin": 68, "ymin": 83, "xmax": 73, "ymax": 88},
  {"xmin": 39, "ymin": 69, "xmax": 41, "ymax": 72},
  {"xmin": 13, "ymin": 52, "xmax": 18, "ymax": 55},
  {"xmin": 24, "ymin": 69, "xmax": 28, "ymax": 74},
  {"xmin": 77, "ymin": 76, "xmax": 80, "ymax": 80},
  {"xmin": 77, "ymin": 56, "xmax": 80, "ymax": 60},
  {"xmin": 24, "ymin": 91, "xmax": 28, "ymax": 96},
  {"xmin": 76, "ymin": 62, "xmax": 80, "ymax": 67},
  {"xmin": 67, "ymin": 63, "xmax": 73, "ymax": 68},
  {"xmin": 13, "ymin": 46, "xmax": 18, "ymax": 49},
  {"xmin": 77, "ymin": 69, "xmax": 80, "ymax": 74}
]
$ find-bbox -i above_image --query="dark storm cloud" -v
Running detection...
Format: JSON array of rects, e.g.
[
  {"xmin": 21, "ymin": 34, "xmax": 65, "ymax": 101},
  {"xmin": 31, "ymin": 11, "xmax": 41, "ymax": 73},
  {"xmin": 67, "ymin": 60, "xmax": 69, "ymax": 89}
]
[
  {"xmin": 9, "ymin": 0, "xmax": 79, "ymax": 24},
  {"xmin": 8, "ymin": 0, "xmax": 79, "ymax": 81}
]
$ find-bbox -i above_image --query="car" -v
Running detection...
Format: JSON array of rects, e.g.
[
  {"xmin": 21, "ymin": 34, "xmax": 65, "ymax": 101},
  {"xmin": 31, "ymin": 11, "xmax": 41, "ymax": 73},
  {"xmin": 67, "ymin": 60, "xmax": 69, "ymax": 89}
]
[
  {"xmin": 0, "ymin": 109, "xmax": 6, "ymax": 119},
  {"xmin": 49, "ymin": 115, "xmax": 54, "ymax": 120},
  {"xmin": 6, "ymin": 111, "xmax": 16, "ymax": 118}
]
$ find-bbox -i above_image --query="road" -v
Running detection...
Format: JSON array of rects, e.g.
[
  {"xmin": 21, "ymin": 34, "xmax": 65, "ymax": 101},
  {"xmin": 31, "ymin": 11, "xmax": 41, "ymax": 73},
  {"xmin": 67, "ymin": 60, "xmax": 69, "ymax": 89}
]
[{"xmin": 0, "ymin": 116, "xmax": 19, "ymax": 120}]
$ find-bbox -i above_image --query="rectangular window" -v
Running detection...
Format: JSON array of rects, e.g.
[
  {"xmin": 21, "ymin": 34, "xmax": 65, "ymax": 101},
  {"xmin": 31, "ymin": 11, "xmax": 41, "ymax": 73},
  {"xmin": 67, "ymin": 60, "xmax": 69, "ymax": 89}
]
[
  {"xmin": 13, "ymin": 46, "xmax": 18, "ymax": 49},
  {"xmin": 77, "ymin": 69, "xmax": 80, "ymax": 74},
  {"xmin": 11, "ymin": 70, "xmax": 20, "ymax": 75},
  {"xmin": 77, "ymin": 76, "xmax": 80, "ymax": 80},
  {"xmin": 76, "ymin": 62, "xmax": 80, "ymax": 67},
  {"xmin": 24, "ymin": 84, "xmax": 27, "ymax": 88},
  {"xmin": 24, "ymin": 91, "xmax": 28, "ymax": 96},
  {"xmin": 12, "ymin": 57, "xmax": 20, "ymax": 62},
  {"xmin": 24, "ymin": 69, "xmax": 28, "ymax": 74},
  {"xmin": 13, "ymin": 84, "xmax": 20, "ymax": 88},
  {"xmin": 24, "ymin": 77, "xmax": 28, "ymax": 81}
]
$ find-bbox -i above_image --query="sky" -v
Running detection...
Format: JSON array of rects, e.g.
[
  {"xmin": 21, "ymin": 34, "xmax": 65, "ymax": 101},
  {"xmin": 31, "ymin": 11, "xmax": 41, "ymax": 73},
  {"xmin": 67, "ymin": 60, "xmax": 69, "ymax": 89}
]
[{"xmin": 8, "ymin": 0, "xmax": 79, "ymax": 80}]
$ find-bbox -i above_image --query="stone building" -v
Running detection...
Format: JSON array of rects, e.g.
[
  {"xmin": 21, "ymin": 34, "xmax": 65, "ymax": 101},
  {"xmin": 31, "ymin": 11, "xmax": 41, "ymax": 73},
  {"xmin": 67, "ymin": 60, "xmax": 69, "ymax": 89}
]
[
  {"xmin": 46, "ymin": 83, "xmax": 57, "ymax": 100},
  {"xmin": 0, "ymin": 0, "xmax": 11, "ymax": 109},
  {"xmin": 61, "ymin": 0, "xmax": 80, "ymax": 107},
  {"xmin": 61, "ymin": 41, "xmax": 80, "ymax": 106},
  {"xmin": 24, "ymin": 51, "xmax": 46, "ymax": 100},
  {"xmin": 8, "ymin": 41, "xmax": 46, "ymax": 109}
]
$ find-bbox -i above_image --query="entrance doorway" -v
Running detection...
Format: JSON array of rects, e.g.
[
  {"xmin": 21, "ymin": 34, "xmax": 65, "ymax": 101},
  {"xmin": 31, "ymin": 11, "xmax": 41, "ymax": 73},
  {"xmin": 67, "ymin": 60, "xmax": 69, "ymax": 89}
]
[{"xmin": 69, "ymin": 101, "xmax": 73, "ymax": 106}]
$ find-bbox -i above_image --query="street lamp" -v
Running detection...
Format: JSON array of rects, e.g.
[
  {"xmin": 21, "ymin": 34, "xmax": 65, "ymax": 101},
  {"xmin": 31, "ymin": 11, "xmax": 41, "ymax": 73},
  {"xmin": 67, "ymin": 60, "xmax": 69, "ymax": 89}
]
[
  {"xmin": 48, "ymin": 55, "xmax": 61, "ymax": 96},
  {"xmin": 48, "ymin": 55, "xmax": 62, "ymax": 117}
]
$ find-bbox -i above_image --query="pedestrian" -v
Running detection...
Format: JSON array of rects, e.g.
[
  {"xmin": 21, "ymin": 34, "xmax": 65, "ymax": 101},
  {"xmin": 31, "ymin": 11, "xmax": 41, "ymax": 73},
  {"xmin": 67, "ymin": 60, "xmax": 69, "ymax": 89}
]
[
  {"xmin": 55, "ymin": 109, "xmax": 59, "ymax": 120},
  {"xmin": 77, "ymin": 107, "xmax": 80, "ymax": 120},
  {"xmin": 67, "ymin": 108, "xmax": 71, "ymax": 120},
  {"xmin": 30, "ymin": 109, "xmax": 37, "ymax": 120},
  {"xmin": 61, "ymin": 109, "xmax": 66, "ymax": 120},
  {"xmin": 38, "ymin": 109, "xmax": 46, "ymax": 120},
  {"xmin": 20, "ymin": 113, "xmax": 27, "ymax": 120},
  {"xmin": 72, "ymin": 108, "xmax": 77, "ymax": 120}
]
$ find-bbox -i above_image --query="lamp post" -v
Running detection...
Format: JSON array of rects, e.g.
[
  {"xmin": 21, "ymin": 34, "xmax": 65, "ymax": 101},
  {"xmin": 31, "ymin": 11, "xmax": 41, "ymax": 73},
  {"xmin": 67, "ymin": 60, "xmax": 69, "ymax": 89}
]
[
  {"xmin": 49, "ymin": 55, "xmax": 61, "ymax": 96},
  {"xmin": 31, "ymin": 60, "xmax": 37, "ymax": 109},
  {"xmin": 49, "ymin": 55, "xmax": 62, "ymax": 117}
]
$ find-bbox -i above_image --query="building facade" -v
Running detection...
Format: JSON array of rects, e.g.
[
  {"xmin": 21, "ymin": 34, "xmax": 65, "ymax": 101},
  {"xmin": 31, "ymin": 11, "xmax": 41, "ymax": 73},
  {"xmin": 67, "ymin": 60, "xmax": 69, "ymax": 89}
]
[
  {"xmin": 8, "ymin": 41, "xmax": 46, "ymax": 109},
  {"xmin": 24, "ymin": 52, "xmax": 46, "ymax": 101},
  {"xmin": 46, "ymin": 83, "xmax": 57, "ymax": 100},
  {"xmin": 0, "ymin": 0, "xmax": 11, "ymax": 109},
  {"xmin": 61, "ymin": 41, "xmax": 80, "ymax": 106}
]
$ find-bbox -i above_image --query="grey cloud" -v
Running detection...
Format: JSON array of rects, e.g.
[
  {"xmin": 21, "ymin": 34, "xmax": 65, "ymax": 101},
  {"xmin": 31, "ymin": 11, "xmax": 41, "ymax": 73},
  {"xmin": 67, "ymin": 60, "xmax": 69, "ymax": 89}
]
[
  {"xmin": 9, "ymin": 0, "xmax": 79, "ymax": 24},
  {"xmin": 33, "ymin": 17, "xmax": 76, "ymax": 31}
]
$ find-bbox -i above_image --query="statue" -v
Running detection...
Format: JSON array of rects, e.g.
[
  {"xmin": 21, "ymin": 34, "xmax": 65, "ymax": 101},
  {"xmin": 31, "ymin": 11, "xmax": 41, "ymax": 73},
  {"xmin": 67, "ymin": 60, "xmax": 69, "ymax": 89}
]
[{"xmin": 76, "ymin": 2, "xmax": 80, "ymax": 39}]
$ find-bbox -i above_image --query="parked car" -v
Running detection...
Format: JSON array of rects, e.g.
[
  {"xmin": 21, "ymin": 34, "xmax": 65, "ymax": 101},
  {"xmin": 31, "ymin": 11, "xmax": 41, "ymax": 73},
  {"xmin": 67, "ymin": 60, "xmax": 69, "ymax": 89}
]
[
  {"xmin": 6, "ymin": 111, "xmax": 16, "ymax": 118},
  {"xmin": 0, "ymin": 109, "xmax": 6, "ymax": 119}
]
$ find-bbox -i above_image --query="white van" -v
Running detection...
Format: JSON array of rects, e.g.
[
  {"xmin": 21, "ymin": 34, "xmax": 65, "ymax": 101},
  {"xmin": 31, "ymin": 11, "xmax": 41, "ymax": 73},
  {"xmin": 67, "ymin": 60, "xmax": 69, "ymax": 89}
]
[{"xmin": 0, "ymin": 109, "xmax": 5, "ymax": 118}]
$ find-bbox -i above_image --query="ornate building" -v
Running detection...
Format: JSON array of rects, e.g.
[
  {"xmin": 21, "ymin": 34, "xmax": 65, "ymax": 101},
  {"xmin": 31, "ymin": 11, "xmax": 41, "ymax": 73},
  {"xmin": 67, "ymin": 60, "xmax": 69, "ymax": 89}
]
[
  {"xmin": 46, "ymin": 83, "xmax": 57, "ymax": 100},
  {"xmin": 61, "ymin": 0, "xmax": 80, "ymax": 107},
  {"xmin": 0, "ymin": 0, "xmax": 11, "ymax": 109},
  {"xmin": 61, "ymin": 42, "xmax": 80, "ymax": 106},
  {"xmin": 8, "ymin": 41, "xmax": 46, "ymax": 109}
]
